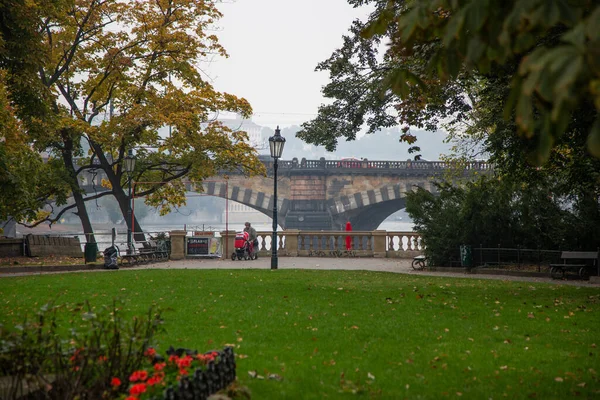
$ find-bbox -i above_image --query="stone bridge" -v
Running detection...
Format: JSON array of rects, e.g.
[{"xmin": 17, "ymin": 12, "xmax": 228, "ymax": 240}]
[
  {"xmin": 188, "ymin": 158, "xmax": 491, "ymax": 231},
  {"xmin": 79, "ymin": 158, "xmax": 491, "ymax": 231}
]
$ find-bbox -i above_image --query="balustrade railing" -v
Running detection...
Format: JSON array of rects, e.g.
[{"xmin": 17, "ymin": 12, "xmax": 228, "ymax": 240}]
[
  {"xmin": 223, "ymin": 230, "xmax": 422, "ymax": 259},
  {"xmin": 257, "ymin": 158, "xmax": 491, "ymax": 173}
]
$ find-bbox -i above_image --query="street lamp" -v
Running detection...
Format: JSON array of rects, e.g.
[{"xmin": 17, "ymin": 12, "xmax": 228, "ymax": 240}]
[
  {"xmin": 269, "ymin": 126, "xmax": 286, "ymax": 270},
  {"xmin": 123, "ymin": 149, "xmax": 136, "ymax": 254}
]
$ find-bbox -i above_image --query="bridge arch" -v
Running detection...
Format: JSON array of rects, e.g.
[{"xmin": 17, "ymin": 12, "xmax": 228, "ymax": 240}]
[
  {"xmin": 195, "ymin": 181, "xmax": 283, "ymax": 223},
  {"xmin": 328, "ymin": 181, "xmax": 438, "ymax": 231}
]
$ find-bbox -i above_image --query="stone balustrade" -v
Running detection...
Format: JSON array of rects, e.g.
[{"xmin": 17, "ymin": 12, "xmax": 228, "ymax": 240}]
[{"xmin": 216, "ymin": 230, "xmax": 423, "ymax": 260}]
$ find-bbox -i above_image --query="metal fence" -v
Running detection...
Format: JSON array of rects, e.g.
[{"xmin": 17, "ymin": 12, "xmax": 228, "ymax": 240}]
[{"xmin": 472, "ymin": 247, "xmax": 562, "ymax": 271}]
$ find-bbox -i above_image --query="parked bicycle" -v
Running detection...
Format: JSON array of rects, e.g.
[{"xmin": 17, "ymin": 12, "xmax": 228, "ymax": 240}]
[{"xmin": 411, "ymin": 255, "xmax": 428, "ymax": 270}]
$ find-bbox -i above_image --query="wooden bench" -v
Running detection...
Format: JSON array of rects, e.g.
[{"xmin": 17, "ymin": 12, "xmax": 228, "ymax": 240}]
[{"xmin": 549, "ymin": 251, "xmax": 599, "ymax": 280}]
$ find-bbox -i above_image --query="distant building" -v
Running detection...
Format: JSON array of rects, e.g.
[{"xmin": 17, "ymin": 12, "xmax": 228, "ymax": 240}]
[{"xmin": 220, "ymin": 117, "xmax": 265, "ymax": 150}]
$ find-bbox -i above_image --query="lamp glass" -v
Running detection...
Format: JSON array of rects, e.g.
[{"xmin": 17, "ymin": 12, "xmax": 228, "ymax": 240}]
[
  {"xmin": 124, "ymin": 150, "xmax": 136, "ymax": 173},
  {"xmin": 269, "ymin": 127, "xmax": 286, "ymax": 159}
]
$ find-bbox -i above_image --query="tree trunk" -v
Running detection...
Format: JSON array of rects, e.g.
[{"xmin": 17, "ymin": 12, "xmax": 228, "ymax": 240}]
[
  {"xmin": 113, "ymin": 186, "xmax": 146, "ymax": 242},
  {"xmin": 62, "ymin": 138, "xmax": 96, "ymax": 243},
  {"xmin": 90, "ymin": 142, "xmax": 147, "ymax": 242}
]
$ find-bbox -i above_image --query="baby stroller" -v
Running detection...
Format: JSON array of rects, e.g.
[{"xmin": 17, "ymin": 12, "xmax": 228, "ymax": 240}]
[{"xmin": 231, "ymin": 231, "xmax": 257, "ymax": 260}]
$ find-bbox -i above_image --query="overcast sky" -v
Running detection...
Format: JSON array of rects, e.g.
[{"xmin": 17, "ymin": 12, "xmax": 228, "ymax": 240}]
[{"xmin": 206, "ymin": 0, "xmax": 371, "ymax": 128}]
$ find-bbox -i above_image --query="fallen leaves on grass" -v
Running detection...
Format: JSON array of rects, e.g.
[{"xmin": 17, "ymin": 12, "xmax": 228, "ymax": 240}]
[{"xmin": 0, "ymin": 255, "xmax": 86, "ymax": 266}]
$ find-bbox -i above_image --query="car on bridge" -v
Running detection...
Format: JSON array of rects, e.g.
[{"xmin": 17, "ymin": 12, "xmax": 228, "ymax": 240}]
[{"xmin": 337, "ymin": 157, "xmax": 368, "ymax": 168}]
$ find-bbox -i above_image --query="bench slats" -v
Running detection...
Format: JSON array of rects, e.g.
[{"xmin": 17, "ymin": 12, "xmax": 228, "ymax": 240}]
[{"xmin": 560, "ymin": 251, "xmax": 599, "ymax": 259}]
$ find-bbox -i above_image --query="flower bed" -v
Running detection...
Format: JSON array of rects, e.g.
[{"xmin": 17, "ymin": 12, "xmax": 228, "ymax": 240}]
[{"xmin": 119, "ymin": 346, "xmax": 237, "ymax": 400}]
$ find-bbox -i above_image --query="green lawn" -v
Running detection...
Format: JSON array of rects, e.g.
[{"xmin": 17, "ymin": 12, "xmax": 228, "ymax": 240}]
[{"xmin": 1, "ymin": 269, "xmax": 599, "ymax": 399}]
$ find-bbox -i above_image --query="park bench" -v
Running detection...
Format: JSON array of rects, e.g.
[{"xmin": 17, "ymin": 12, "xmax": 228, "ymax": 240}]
[
  {"xmin": 549, "ymin": 250, "xmax": 599, "ymax": 280},
  {"xmin": 119, "ymin": 240, "xmax": 169, "ymax": 265}
]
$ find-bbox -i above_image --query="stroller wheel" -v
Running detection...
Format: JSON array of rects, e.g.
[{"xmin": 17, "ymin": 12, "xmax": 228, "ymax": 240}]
[
  {"xmin": 252, "ymin": 253, "xmax": 258, "ymax": 260},
  {"xmin": 231, "ymin": 252, "xmax": 236, "ymax": 261},
  {"xmin": 244, "ymin": 254, "xmax": 249, "ymax": 260},
  {"xmin": 237, "ymin": 255, "xmax": 242, "ymax": 260}
]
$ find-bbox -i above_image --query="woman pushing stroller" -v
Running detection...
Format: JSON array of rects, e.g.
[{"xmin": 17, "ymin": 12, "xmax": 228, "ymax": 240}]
[{"xmin": 231, "ymin": 222, "xmax": 258, "ymax": 261}]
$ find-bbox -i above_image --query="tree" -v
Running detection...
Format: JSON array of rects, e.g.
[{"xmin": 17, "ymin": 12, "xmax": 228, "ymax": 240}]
[
  {"xmin": 0, "ymin": 70, "xmax": 70, "ymax": 224},
  {"xmin": 0, "ymin": 0, "xmax": 72, "ymax": 226},
  {"xmin": 3, "ymin": 0, "xmax": 264, "ymax": 242},
  {"xmin": 300, "ymin": 0, "xmax": 599, "ymax": 161},
  {"xmin": 300, "ymin": 0, "xmax": 599, "ymax": 250},
  {"xmin": 405, "ymin": 177, "xmax": 589, "ymax": 266}
]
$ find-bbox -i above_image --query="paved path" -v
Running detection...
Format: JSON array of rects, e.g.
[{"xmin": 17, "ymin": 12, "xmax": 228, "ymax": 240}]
[{"xmin": 3, "ymin": 257, "xmax": 598, "ymax": 287}]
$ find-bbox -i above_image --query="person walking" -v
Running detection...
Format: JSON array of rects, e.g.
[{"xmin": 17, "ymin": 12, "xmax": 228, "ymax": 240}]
[
  {"xmin": 345, "ymin": 220, "xmax": 352, "ymax": 250},
  {"xmin": 244, "ymin": 222, "xmax": 258, "ymax": 255}
]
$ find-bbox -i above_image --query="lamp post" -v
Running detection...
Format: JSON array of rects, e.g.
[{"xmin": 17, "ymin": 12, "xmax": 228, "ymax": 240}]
[
  {"xmin": 269, "ymin": 126, "xmax": 286, "ymax": 270},
  {"xmin": 123, "ymin": 149, "xmax": 136, "ymax": 254}
]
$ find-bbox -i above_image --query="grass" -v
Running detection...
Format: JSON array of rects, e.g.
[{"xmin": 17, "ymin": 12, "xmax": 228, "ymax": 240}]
[{"xmin": 1, "ymin": 269, "xmax": 599, "ymax": 399}]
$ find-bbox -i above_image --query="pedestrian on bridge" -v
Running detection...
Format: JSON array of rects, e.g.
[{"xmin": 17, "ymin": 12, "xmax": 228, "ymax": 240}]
[{"xmin": 345, "ymin": 221, "xmax": 352, "ymax": 250}]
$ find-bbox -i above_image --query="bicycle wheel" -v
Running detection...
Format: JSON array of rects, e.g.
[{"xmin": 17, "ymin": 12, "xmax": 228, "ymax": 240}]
[{"xmin": 411, "ymin": 258, "xmax": 425, "ymax": 270}]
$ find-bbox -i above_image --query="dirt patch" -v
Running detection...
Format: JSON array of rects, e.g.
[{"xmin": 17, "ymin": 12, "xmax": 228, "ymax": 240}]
[{"xmin": 0, "ymin": 255, "xmax": 101, "ymax": 268}]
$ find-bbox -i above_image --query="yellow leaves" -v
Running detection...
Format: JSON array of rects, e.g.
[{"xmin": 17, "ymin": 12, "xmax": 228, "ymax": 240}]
[
  {"xmin": 100, "ymin": 178, "xmax": 112, "ymax": 190},
  {"xmin": 33, "ymin": 210, "xmax": 51, "ymax": 223}
]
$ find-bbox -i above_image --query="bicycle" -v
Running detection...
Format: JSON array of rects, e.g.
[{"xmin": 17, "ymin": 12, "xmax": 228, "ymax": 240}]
[{"xmin": 411, "ymin": 255, "xmax": 428, "ymax": 270}]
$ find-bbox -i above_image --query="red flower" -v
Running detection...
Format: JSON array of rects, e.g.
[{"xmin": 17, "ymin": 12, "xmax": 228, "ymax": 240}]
[
  {"xmin": 176, "ymin": 355, "xmax": 193, "ymax": 368},
  {"xmin": 110, "ymin": 377, "xmax": 121, "ymax": 387},
  {"xmin": 179, "ymin": 368, "xmax": 188, "ymax": 376},
  {"xmin": 144, "ymin": 347, "xmax": 156, "ymax": 357},
  {"xmin": 168, "ymin": 354, "xmax": 178, "ymax": 363},
  {"xmin": 147, "ymin": 375, "xmax": 163, "ymax": 386},
  {"xmin": 154, "ymin": 362, "xmax": 166, "ymax": 371},
  {"xmin": 129, "ymin": 370, "xmax": 148, "ymax": 382},
  {"xmin": 126, "ymin": 397, "xmax": 137, "ymax": 400},
  {"xmin": 129, "ymin": 383, "xmax": 147, "ymax": 396},
  {"xmin": 98, "ymin": 355, "xmax": 108, "ymax": 363}
]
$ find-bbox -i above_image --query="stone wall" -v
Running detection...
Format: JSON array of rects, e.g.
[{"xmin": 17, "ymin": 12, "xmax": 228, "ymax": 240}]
[
  {"xmin": 25, "ymin": 234, "xmax": 82, "ymax": 257},
  {"xmin": 0, "ymin": 238, "xmax": 24, "ymax": 257}
]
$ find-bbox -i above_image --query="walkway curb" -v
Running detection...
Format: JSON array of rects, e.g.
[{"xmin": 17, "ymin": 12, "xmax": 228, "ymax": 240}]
[{"xmin": 0, "ymin": 259, "xmax": 598, "ymax": 287}]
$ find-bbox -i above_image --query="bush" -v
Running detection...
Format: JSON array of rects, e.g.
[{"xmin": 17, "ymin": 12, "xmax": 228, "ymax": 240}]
[
  {"xmin": 405, "ymin": 177, "xmax": 596, "ymax": 266},
  {"xmin": 0, "ymin": 300, "xmax": 163, "ymax": 399}
]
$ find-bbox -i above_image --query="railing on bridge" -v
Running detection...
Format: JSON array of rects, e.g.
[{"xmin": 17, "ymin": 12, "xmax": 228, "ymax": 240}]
[{"xmin": 263, "ymin": 158, "xmax": 492, "ymax": 172}]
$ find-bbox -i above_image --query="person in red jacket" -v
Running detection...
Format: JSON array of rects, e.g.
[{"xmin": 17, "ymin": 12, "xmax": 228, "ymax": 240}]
[{"xmin": 345, "ymin": 220, "xmax": 352, "ymax": 250}]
